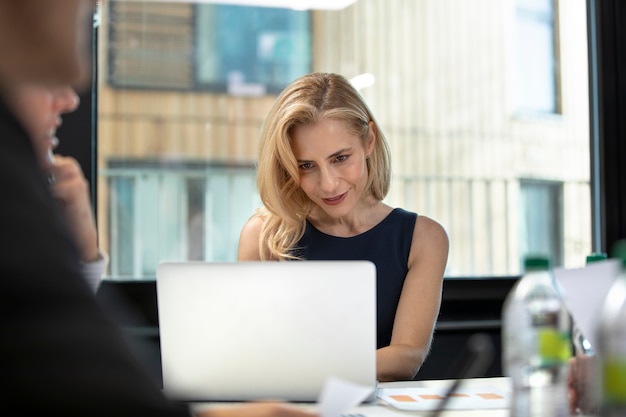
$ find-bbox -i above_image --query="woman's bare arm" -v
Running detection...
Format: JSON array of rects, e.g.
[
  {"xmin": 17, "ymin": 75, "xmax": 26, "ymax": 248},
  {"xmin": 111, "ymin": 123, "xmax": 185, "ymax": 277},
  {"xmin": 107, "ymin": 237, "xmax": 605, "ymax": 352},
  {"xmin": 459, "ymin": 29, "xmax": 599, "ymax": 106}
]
[{"xmin": 376, "ymin": 215, "xmax": 449, "ymax": 381}]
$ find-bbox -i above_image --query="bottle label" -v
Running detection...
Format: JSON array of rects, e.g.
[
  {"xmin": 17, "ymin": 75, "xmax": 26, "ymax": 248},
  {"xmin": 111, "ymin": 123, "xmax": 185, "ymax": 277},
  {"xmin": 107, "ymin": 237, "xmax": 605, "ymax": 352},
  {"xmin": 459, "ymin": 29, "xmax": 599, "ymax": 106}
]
[
  {"xmin": 602, "ymin": 359, "xmax": 626, "ymax": 404},
  {"xmin": 538, "ymin": 328, "xmax": 571, "ymax": 365}
]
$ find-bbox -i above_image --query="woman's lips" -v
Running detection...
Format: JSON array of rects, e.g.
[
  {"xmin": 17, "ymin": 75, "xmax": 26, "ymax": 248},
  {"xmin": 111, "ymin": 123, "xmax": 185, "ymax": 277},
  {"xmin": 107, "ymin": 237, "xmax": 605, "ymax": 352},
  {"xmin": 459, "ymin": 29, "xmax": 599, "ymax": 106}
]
[{"xmin": 322, "ymin": 192, "xmax": 347, "ymax": 206}]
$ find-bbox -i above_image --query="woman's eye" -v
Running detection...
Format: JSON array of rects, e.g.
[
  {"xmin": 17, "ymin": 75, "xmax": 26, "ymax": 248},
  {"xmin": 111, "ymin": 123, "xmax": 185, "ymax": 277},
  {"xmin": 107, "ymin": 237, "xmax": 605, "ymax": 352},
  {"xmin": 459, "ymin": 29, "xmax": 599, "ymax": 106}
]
[
  {"xmin": 299, "ymin": 162, "xmax": 313, "ymax": 170},
  {"xmin": 335, "ymin": 155, "xmax": 348, "ymax": 163}
]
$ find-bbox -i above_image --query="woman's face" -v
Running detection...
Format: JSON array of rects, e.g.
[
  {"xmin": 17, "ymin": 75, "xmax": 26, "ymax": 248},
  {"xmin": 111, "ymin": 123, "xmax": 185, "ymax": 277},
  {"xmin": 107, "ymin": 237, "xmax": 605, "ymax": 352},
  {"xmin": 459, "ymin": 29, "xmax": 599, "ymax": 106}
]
[
  {"xmin": 9, "ymin": 84, "xmax": 79, "ymax": 169},
  {"xmin": 290, "ymin": 118, "xmax": 375, "ymax": 219}
]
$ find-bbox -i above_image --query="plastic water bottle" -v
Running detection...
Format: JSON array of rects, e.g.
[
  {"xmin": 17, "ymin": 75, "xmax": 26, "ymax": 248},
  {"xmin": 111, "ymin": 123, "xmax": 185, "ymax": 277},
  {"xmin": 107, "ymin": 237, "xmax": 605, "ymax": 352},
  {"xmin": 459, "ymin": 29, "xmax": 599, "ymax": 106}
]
[
  {"xmin": 596, "ymin": 241, "xmax": 626, "ymax": 417},
  {"xmin": 502, "ymin": 255, "xmax": 572, "ymax": 417}
]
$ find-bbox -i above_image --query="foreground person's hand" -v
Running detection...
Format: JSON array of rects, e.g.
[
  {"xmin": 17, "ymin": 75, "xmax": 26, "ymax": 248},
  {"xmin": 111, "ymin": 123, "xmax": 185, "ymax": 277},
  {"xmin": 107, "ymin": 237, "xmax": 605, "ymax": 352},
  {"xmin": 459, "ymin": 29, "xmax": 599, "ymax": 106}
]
[
  {"xmin": 194, "ymin": 402, "xmax": 319, "ymax": 417},
  {"xmin": 568, "ymin": 355, "xmax": 599, "ymax": 415}
]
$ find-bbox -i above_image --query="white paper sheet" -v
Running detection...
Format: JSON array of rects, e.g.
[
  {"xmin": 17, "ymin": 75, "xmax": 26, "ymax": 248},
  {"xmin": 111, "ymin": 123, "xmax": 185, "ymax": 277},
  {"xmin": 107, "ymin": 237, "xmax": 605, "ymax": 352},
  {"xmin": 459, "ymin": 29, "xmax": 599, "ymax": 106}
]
[
  {"xmin": 553, "ymin": 259, "xmax": 621, "ymax": 351},
  {"xmin": 317, "ymin": 377, "xmax": 375, "ymax": 417}
]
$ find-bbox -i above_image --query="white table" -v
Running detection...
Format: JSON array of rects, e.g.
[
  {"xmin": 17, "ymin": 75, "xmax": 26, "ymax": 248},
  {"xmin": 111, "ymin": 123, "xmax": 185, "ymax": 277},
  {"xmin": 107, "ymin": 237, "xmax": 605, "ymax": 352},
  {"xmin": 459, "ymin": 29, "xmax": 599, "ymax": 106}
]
[{"xmin": 192, "ymin": 377, "xmax": 512, "ymax": 417}]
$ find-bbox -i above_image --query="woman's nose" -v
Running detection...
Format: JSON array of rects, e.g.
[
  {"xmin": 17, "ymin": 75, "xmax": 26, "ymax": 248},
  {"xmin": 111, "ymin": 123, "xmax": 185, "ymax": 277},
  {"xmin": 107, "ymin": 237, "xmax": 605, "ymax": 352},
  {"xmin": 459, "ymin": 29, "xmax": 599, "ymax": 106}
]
[
  {"xmin": 319, "ymin": 167, "xmax": 338, "ymax": 192},
  {"xmin": 54, "ymin": 86, "xmax": 80, "ymax": 114}
]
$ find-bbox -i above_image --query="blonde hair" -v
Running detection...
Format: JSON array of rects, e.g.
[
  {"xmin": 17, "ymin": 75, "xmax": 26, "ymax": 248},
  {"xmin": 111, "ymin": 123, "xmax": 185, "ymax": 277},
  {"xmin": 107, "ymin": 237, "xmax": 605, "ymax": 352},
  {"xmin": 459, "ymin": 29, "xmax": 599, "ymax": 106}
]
[{"xmin": 255, "ymin": 72, "xmax": 391, "ymax": 260}]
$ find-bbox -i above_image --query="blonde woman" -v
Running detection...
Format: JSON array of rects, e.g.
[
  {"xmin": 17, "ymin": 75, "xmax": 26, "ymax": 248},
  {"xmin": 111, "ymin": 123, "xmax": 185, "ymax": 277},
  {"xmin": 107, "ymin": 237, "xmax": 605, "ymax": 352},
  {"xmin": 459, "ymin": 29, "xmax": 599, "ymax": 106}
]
[{"xmin": 239, "ymin": 72, "xmax": 449, "ymax": 382}]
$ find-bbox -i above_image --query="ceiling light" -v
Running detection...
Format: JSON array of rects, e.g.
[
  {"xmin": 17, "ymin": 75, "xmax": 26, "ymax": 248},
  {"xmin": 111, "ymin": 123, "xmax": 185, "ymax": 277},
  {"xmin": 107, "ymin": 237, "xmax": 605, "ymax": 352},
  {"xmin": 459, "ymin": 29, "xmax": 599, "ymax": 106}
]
[{"xmin": 350, "ymin": 73, "xmax": 375, "ymax": 91}]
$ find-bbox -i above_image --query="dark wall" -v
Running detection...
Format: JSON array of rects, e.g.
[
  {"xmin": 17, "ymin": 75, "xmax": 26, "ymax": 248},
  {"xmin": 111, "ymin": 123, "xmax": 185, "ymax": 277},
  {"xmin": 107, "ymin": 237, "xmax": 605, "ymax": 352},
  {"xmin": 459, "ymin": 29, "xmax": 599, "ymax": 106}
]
[
  {"xmin": 416, "ymin": 278, "xmax": 516, "ymax": 380},
  {"xmin": 96, "ymin": 281, "xmax": 162, "ymax": 385}
]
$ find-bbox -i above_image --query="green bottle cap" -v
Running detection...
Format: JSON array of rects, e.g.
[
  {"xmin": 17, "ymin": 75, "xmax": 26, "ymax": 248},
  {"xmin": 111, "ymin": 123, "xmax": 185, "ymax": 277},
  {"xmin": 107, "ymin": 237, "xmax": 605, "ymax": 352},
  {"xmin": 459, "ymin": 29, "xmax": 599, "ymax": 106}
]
[
  {"xmin": 610, "ymin": 240, "xmax": 626, "ymax": 268},
  {"xmin": 586, "ymin": 252, "xmax": 607, "ymax": 264},
  {"xmin": 523, "ymin": 255, "xmax": 551, "ymax": 271}
]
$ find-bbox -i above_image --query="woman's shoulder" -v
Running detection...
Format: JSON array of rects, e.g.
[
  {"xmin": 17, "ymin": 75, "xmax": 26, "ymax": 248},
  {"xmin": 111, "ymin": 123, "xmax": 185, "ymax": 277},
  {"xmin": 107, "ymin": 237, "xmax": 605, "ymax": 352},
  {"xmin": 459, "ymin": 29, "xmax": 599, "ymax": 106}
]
[
  {"xmin": 379, "ymin": 207, "xmax": 417, "ymax": 230},
  {"xmin": 241, "ymin": 209, "xmax": 267, "ymax": 234},
  {"xmin": 237, "ymin": 209, "xmax": 268, "ymax": 260},
  {"xmin": 411, "ymin": 214, "xmax": 449, "ymax": 254},
  {"xmin": 390, "ymin": 207, "xmax": 418, "ymax": 220},
  {"xmin": 389, "ymin": 211, "xmax": 450, "ymax": 279},
  {"xmin": 414, "ymin": 214, "xmax": 447, "ymax": 238},
  {"xmin": 385, "ymin": 207, "xmax": 444, "ymax": 237}
]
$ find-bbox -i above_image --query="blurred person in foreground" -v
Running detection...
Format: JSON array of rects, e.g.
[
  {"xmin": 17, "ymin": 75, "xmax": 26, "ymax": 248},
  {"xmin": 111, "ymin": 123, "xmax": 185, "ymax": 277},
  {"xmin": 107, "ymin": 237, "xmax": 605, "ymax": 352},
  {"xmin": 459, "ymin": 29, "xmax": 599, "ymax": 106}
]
[
  {"xmin": 6, "ymin": 83, "xmax": 107, "ymax": 292},
  {"xmin": 0, "ymin": 1, "xmax": 316, "ymax": 417}
]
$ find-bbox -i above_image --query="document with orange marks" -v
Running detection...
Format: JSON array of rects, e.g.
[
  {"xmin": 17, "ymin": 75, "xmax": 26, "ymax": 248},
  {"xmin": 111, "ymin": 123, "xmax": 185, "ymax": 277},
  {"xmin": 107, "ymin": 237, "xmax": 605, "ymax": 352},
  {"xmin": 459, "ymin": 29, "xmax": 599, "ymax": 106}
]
[{"xmin": 378, "ymin": 385, "xmax": 510, "ymax": 411}]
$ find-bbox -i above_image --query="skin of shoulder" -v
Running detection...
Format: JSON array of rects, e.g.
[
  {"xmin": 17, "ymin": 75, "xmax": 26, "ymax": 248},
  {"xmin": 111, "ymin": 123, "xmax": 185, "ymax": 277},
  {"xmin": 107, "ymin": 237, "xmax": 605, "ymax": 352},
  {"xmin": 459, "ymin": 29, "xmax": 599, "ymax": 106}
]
[
  {"xmin": 376, "ymin": 214, "xmax": 450, "ymax": 381},
  {"xmin": 408, "ymin": 215, "xmax": 450, "ymax": 271},
  {"xmin": 237, "ymin": 213, "xmax": 266, "ymax": 261}
]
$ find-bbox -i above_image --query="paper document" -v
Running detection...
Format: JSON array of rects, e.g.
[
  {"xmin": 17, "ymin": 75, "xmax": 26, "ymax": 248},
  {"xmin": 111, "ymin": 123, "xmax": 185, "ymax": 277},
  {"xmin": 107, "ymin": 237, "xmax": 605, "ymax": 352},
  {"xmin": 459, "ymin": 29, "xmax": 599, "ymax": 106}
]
[
  {"xmin": 378, "ymin": 385, "xmax": 510, "ymax": 411},
  {"xmin": 317, "ymin": 377, "xmax": 375, "ymax": 417},
  {"xmin": 553, "ymin": 259, "xmax": 620, "ymax": 351}
]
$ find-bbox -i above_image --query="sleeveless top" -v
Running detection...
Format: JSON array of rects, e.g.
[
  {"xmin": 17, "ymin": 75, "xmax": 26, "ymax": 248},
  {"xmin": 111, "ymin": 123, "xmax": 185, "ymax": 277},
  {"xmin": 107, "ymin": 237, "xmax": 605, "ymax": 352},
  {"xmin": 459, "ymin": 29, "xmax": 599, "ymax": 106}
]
[{"xmin": 291, "ymin": 208, "xmax": 418, "ymax": 348}]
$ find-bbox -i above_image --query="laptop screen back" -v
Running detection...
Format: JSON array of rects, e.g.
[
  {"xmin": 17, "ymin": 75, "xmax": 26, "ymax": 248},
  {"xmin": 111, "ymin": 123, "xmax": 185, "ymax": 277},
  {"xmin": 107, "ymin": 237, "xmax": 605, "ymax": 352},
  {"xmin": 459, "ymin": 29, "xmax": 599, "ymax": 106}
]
[{"xmin": 156, "ymin": 261, "xmax": 377, "ymax": 402}]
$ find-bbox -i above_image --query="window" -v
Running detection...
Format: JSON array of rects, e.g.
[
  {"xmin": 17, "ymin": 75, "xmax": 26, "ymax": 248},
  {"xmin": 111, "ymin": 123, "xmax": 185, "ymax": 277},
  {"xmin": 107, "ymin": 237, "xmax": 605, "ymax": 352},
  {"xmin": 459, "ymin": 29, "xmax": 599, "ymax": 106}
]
[
  {"xmin": 107, "ymin": 1, "xmax": 311, "ymax": 94},
  {"xmin": 513, "ymin": 0, "xmax": 559, "ymax": 114},
  {"xmin": 104, "ymin": 160, "xmax": 258, "ymax": 278},
  {"xmin": 107, "ymin": 1, "xmax": 195, "ymax": 89},
  {"xmin": 98, "ymin": 0, "xmax": 590, "ymax": 280},
  {"xmin": 195, "ymin": 4, "xmax": 311, "ymax": 95},
  {"xmin": 519, "ymin": 179, "xmax": 563, "ymax": 266}
]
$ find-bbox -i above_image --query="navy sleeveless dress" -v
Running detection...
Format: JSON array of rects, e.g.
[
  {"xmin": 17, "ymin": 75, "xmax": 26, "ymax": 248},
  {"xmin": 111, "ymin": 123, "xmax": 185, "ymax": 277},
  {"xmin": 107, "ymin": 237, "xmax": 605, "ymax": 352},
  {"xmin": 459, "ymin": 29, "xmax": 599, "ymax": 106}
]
[{"xmin": 291, "ymin": 208, "xmax": 417, "ymax": 348}]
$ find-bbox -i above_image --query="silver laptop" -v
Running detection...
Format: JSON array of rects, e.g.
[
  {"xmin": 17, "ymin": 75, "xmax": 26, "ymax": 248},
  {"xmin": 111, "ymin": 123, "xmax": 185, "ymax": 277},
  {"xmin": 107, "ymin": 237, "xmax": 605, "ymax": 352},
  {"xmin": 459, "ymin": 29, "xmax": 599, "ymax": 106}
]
[{"xmin": 156, "ymin": 261, "xmax": 377, "ymax": 403}]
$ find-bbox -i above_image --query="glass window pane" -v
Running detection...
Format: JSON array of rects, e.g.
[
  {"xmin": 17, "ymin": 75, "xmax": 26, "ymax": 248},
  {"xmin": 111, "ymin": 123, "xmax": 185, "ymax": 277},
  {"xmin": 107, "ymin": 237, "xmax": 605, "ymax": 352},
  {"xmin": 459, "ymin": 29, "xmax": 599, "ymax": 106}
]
[
  {"xmin": 514, "ymin": 0, "xmax": 557, "ymax": 114},
  {"xmin": 98, "ymin": 0, "xmax": 591, "ymax": 279},
  {"xmin": 517, "ymin": 0, "xmax": 553, "ymax": 16},
  {"xmin": 195, "ymin": 5, "xmax": 311, "ymax": 94},
  {"xmin": 519, "ymin": 180, "xmax": 563, "ymax": 265}
]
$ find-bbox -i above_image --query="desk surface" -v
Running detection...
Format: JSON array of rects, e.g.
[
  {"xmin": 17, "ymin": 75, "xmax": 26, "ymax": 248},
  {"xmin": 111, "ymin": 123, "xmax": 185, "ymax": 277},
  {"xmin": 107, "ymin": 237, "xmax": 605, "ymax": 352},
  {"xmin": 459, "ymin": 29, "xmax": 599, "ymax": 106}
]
[{"xmin": 192, "ymin": 377, "xmax": 512, "ymax": 417}]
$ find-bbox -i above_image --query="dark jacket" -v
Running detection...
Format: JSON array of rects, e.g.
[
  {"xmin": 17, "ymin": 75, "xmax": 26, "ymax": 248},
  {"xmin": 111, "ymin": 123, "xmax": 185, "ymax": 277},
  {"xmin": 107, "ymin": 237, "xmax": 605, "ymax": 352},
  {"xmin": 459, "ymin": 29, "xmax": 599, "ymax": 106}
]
[{"xmin": 0, "ymin": 99, "xmax": 190, "ymax": 416}]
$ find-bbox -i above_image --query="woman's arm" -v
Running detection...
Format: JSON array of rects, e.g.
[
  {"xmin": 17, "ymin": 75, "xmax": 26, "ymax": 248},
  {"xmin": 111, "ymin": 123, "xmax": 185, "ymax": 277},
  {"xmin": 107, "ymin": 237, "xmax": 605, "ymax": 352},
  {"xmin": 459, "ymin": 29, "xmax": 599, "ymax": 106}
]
[
  {"xmin": 194, "ymin": 402, "xmax": 317, "ymax": 417},
  {"xmin": 376, "ymin": 215, "xmax": 449, "ymax": 381}
]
